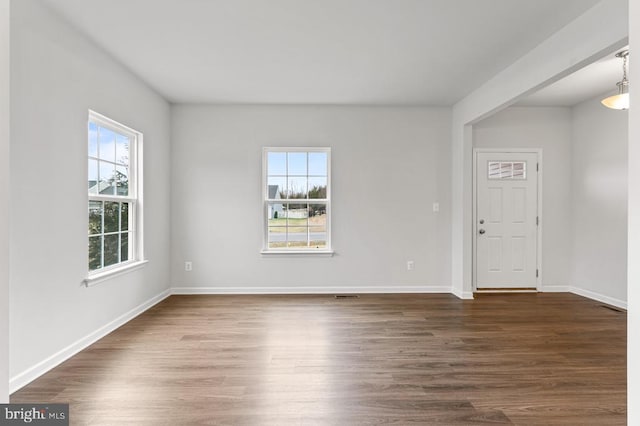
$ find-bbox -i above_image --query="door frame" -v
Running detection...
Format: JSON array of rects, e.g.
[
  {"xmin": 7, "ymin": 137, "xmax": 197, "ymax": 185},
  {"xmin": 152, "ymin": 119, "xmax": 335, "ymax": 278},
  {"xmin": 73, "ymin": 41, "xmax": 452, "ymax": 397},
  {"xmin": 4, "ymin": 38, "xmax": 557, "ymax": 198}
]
[{"xmin": 472, "ymin": 148, "xmax": 543, "ymax": 292}]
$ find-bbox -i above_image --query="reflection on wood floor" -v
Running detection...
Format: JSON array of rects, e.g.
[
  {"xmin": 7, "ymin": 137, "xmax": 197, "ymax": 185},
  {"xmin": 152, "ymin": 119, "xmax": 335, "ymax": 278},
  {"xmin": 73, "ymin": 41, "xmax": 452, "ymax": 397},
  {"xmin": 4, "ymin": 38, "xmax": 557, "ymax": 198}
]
[{"xmin": 11, "ymin": 293, "xmax": 626, "ymax": 425}]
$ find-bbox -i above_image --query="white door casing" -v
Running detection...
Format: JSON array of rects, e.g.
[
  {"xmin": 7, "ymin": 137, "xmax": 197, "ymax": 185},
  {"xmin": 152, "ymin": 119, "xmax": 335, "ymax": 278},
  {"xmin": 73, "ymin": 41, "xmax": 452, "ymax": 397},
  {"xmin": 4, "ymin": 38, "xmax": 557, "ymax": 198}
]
[{"xmin": 475, "ymin": 151, "xmax": 539, "ymax": 289}]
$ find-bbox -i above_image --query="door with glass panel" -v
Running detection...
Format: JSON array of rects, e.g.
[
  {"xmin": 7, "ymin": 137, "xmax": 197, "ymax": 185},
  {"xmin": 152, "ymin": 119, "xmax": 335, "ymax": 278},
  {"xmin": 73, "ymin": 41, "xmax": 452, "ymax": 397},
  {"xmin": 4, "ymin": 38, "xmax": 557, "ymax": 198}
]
[{"xmin": 475, "ymin": 152, "xmax": 539, "ymax": 289}]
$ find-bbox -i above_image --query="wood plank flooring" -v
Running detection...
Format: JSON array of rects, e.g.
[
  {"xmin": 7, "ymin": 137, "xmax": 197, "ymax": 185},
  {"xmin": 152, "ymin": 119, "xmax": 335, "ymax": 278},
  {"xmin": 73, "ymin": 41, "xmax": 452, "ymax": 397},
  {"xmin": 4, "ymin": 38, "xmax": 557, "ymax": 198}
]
[{"xmin": 11, "ymin": 293, "xmax": 626, "ymax": 425}]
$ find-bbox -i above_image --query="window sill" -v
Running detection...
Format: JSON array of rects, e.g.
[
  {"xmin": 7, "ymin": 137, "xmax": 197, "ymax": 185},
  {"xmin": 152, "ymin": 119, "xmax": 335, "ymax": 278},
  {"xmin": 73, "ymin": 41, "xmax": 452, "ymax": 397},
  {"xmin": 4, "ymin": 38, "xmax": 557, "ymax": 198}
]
[
  {"xmin": 260, "ymin": 250, "xmax": 334, "ymax": 257},
  {"xmin": 84, "ymin": 260, "xmax": 149, "ymax": 287}
]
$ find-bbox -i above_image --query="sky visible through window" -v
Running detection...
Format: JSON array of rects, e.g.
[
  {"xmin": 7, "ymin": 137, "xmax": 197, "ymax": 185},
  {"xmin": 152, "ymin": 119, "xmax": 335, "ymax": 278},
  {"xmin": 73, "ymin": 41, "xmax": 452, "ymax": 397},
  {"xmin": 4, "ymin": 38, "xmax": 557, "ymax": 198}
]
[
  {"xmin": 88, "ymin": 122, "xmax": 130, "ymax": 197},
  {"xmin": 267, "ymin": 151, "xmax": 327, "ymax": 199}
]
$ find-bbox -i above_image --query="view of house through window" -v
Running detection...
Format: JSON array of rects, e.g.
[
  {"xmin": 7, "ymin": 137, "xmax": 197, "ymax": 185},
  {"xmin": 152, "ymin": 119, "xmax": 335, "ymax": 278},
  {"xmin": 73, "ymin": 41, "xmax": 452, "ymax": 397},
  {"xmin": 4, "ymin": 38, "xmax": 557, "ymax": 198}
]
[
  {"xmin": 264, "ymin": 148, "xmax": 331, "ymax": 251},
  {"xmin": 88, "ymin": 111, "xmax": 140, "ymax": 272}
]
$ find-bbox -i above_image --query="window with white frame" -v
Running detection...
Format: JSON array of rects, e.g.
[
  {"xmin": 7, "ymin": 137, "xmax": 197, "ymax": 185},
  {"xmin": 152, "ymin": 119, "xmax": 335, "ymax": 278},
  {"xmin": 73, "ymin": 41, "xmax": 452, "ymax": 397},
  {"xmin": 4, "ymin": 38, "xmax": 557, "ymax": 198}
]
[
  {"xmin": 88, "ymin": 111, "xmax": 141, "ymax": 273},
  {"xmin": 263, "ymin": 148, "xmax": 331, "ymax": 252}
]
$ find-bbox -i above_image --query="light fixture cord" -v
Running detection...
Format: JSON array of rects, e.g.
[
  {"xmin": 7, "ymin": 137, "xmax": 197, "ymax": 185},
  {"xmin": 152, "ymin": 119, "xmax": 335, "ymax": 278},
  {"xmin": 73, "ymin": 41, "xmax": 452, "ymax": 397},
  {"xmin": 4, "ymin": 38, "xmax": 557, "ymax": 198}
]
[{"xmin": 623, "ymin": 53, "xmax": 628, "ymax": 83}]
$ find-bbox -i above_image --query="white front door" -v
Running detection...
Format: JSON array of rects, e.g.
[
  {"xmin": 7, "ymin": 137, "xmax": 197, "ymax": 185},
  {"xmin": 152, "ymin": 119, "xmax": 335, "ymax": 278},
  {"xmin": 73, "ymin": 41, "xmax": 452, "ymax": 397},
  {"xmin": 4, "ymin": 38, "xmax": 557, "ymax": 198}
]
[{"xmin": 475, "ymin": 152, "xmax": 538, "ymax": 289}]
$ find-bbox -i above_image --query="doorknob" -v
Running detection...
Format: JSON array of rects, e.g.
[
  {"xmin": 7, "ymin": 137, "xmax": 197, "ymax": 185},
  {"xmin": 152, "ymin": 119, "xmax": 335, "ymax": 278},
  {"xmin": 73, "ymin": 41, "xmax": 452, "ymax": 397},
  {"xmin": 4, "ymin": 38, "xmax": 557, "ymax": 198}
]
[{"xmin": 479, "ymin": 229, "xmax": 486, "ymax": 235}]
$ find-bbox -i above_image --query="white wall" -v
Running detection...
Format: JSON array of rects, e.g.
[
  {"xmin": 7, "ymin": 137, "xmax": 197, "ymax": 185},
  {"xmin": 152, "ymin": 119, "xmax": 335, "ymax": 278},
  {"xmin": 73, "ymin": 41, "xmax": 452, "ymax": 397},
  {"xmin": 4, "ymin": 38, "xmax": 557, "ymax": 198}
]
[
  {"xmin": 628, "ymin": 0, "xmax": 639, "ymax": 419},
  {"xmin": 571, "ymin": 95, "xmax": 628, "ymax": 307},
  {"xmin": 171, "ymin": 105, "xmax": 451, "ymax": 292},
  {"xmin": 9, "ymin": 0, "xmax": 171, "ymax": 389},
  {"xmin": 473, "ymin": 107, "xmax": 573, "ymax": 290},
  {"xmin": 0, "ymin": 0, "xmax": 10, "ymax": 403}
]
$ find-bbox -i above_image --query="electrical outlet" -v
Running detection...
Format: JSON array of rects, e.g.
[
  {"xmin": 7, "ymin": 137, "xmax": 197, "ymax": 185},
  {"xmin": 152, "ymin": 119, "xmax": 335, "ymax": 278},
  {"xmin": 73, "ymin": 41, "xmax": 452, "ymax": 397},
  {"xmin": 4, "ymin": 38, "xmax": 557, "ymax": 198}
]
[
  {"xmin": 407, "ymin": 260, "xmax": 414, "ymax": 271},
  {"xmin": 185, "ymin": 261, "xmax": 193, "ymax": 272}
]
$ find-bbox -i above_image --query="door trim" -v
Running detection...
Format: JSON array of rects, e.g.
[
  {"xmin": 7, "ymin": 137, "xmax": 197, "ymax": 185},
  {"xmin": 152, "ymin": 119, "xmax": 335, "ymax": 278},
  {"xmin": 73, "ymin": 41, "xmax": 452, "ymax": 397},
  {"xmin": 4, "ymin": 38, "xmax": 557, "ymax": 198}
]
[{"xmin": 472, "ymin": 148, "xmax": 543, "ymax": 292}]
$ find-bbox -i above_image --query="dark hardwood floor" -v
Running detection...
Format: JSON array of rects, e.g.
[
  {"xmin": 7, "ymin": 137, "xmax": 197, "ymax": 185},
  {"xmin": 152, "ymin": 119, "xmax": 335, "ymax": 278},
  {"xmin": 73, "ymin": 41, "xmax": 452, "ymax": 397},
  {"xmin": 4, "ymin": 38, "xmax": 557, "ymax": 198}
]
[{"xmin": 11, "ymin": 293, "xmax": 626, "ymax": 425}]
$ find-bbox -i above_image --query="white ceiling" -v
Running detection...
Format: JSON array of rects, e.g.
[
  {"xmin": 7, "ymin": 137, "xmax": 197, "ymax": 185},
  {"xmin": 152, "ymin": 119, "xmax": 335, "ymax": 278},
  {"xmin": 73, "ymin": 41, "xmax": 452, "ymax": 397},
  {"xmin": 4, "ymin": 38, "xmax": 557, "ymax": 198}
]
[
  {"xmin": 517, "ymin": 50, "xmax": 627, "ymax": 107},
  {"xmin": 40, "ymin": 0, "xmax": 601, "ymax": 105}
]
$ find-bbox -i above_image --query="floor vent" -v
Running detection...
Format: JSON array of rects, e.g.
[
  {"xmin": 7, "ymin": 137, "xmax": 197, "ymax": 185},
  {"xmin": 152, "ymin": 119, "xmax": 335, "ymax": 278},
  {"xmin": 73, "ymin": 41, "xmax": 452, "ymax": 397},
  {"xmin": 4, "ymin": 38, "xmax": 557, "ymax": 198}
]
[
  {"xmin": 601, "ymin": 305, "xmax": 625, "ymax": 313},
  {"xmin": 334, "ymin": 295, "xmax": 359, "ymax": 299}
]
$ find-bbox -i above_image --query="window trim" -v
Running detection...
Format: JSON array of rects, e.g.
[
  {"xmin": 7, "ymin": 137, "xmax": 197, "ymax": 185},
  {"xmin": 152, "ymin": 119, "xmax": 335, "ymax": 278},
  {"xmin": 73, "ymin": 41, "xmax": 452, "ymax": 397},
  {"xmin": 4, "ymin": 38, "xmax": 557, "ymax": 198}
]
[
  {"xmin": 85, "ymin": 110, "xmax": 145, "ymax": 284},
  {"xmin": 84, "ymin": 260, "xmax": 149, "ymax": 287},
  {"xmin": 261, "ymin": 147, "xmax": 333, "ymax": 255}
]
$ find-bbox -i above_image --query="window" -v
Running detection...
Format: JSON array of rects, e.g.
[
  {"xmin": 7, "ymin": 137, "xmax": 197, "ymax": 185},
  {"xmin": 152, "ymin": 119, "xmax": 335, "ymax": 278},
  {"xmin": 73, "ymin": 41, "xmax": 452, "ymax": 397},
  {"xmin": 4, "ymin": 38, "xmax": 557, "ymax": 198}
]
[
  {"xmin": 488, "ymin": 161, "xmax": 527, "ymax": 180},
  {"xmin": 263, "ymin": 148, "xmax": 331, "ymax": 252},
  {"xmin": 88, "ymin": 111, "xmax": 142, "ymax": 274}
]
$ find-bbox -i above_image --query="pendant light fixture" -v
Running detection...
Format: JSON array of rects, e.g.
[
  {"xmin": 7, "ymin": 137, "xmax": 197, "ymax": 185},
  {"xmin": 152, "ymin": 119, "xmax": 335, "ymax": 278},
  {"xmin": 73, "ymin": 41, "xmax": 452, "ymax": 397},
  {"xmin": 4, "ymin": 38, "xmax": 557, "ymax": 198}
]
[{"xmin": 601, "ymin": 49, "xmax": 630, "ymax": 110}]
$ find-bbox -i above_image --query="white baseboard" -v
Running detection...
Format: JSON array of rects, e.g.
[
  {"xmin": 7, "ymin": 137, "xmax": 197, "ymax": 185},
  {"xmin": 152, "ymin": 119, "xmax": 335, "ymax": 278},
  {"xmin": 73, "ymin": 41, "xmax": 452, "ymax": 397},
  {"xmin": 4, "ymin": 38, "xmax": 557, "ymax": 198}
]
[
  {"xmin": 541, "ymin": 285, "xmax": 570, "ymax": 292},
  {"xmin": 540, "ymin": 284, "xmax": 626, "ymax": 309},
  {"xmin": 569, "ymin": 286, "xmax": 627, "ymax": 310},
  {"xmin": 450, "ymin": 287, "xmax": 474, "ymax": 300},
  {"xmin": 171, "ymin": 285, "xmax": 452, "ymax": 295},
  {"xmin": 9, "ymin": 289, "xmax": 171, "ymax": 394}
]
